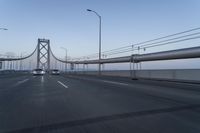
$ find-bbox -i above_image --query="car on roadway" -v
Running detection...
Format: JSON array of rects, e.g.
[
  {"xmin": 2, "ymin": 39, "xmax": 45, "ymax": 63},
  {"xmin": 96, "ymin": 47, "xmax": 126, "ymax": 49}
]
[
  {"xmin": 32, "ymin": 69, "xmax": 45, "ymax": 75},
  {"xmin": 50, "ymin": 69, "xmax": 60, "ymax": 75}
]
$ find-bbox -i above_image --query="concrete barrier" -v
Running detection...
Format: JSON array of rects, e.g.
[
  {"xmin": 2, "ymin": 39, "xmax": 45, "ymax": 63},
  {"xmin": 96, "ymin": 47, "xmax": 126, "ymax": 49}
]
[
  {"xmin": 135, "ymin": 69, "xmax": 200, "ymax": 83},
  {"xmin": 69, "ymin": 69, "xmax": 200, "ymax": 83},
  {"xmin": 0, "ymin": 70, "xmax": 31, "ymax": 77}
]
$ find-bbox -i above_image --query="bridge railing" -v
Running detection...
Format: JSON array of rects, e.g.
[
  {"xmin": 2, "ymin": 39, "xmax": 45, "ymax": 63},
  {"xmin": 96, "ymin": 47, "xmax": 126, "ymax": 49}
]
[
  {"xmin": 67, "ymin": 46, "xmax": 200, "ymax": 64},
  {"xmin": 0, "ymin": 46, "xmax": 38, "ymax": 71},
  {"xmin": 1, "ymin": 27, "xmax": 200, "ymax": 77},
  {"xmin": 60, "ymin": 27, "xmax": 200, "ymax": 82}
]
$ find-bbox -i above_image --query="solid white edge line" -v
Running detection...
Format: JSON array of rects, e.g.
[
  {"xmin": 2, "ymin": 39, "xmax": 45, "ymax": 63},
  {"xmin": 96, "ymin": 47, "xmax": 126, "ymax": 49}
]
[
  {"xmin": 57, "ymin": 81, "xmax": 68, "ymax": 88},
  {"xmin": 14, "ymin": 78, "xmax": 29, "ymax": 86},
  {"xmin": 17, "ymin": 79, "xmax": 29, "ymax": 84},
  {"xmin": 102, "ymin": 80, "xmax": 129, "ymax": 86},
  {"xmin": 66, "ymin": 75, "xmax": 129, "ymax": 86}
]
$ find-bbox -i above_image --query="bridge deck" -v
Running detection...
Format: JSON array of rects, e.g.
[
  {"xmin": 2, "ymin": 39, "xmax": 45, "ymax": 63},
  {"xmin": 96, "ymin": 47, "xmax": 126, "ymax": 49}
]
[{"xmin": 0, "ymin": 74, "xmax": 200, "ymax": 133}]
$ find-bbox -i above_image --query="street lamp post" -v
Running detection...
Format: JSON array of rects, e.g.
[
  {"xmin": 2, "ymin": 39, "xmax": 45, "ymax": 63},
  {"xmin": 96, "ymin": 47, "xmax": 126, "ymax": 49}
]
[
  {"xmin": 60, "ymin": 47, "xmax": 68, "ymax": 72},
  {"xmin": 87, "ymin": 9, "xmax": 102, "ymax": 76}
]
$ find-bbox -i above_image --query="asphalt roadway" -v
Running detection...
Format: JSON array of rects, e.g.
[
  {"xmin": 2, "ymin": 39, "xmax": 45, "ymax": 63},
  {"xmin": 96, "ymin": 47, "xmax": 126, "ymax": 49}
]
[{"xmin": 0, "ymin": 73, "xmax": 200, "ymax": 133}]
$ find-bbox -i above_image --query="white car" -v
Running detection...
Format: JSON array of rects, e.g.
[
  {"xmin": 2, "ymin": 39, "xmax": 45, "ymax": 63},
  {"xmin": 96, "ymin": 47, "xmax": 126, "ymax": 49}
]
[
  {"xmin": 32, "ymin": 69, "xmax": 45, "ymax": 75},
  {"xmin": 50, "ymin": 69, "xmax": 60, "ymax": 75}
]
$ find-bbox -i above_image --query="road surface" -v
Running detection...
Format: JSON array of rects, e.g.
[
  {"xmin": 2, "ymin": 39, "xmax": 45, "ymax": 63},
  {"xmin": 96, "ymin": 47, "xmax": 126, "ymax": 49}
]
[{"xmin": 0, "ymin": 73, "xmax": 200, "ymax": 133}]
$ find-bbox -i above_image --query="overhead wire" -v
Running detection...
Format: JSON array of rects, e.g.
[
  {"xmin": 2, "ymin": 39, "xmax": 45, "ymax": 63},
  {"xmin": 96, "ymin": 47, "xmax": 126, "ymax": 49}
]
[{"xmin": 74, "ymin": 27, "xmax": 200, "ymax": 60}]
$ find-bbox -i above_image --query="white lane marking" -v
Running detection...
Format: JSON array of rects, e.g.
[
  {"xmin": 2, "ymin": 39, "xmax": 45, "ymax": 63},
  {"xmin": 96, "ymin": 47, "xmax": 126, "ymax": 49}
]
[
  {"xmin": 41, "ymin": 76, "xmax": 44, "ymax": 83},
  {"xmin": 67, "ymin": 75, "xmax": 129, "ymax": 86},
  {"xmin": 57, "ymin": 81, "xmax": 68, "ymax": 88},
  {"xmin": 102, "ymin": 80, "xmax": 129, "ymax": 86},
  {"xmin": 15, "ymin": 79, "xmax": 29, "ymax": 86}
]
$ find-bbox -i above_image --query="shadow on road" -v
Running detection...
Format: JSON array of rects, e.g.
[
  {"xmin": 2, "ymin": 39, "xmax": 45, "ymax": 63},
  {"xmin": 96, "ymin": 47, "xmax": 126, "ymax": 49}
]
[{"xmin": 7, "ymin": 104, "xmax": 200, "ymax": 133}]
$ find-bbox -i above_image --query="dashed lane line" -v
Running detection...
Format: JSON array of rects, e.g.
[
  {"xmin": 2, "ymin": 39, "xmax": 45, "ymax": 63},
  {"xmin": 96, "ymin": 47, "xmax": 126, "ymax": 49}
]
[
  {"xmin": 66, "ymin": 75, "xmax": 130, "ymax": 86},
  {"xmin": 57, "ymin": 81, "xmax": 69, "ymax": 88},
  {"xmin": 14, "ymin": 79, "xmax": 30, "ymax": 86},
  {"xmin": 101, "ymin": 80, "xmax": 129, "ymax": 86}
]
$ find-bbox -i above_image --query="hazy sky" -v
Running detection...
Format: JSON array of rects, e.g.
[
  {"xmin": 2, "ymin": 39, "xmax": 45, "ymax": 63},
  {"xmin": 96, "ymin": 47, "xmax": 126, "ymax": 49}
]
[{"xmin": 0, "ymin": 0, "xmax": 200, "ymax": 59}]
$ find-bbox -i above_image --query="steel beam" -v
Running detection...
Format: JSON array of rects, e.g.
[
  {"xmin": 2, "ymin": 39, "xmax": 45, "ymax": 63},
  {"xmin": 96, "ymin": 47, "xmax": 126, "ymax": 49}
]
[{"xmin": 67, "ymin": 46, "xmax": 200, "ymax": 64}]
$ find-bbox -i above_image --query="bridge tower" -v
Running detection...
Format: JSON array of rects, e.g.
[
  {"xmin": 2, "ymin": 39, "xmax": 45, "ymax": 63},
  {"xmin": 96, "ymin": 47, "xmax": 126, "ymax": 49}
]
[{"xmin": 37, "ymin": 39, "xmax": 50, "ymax": 71}]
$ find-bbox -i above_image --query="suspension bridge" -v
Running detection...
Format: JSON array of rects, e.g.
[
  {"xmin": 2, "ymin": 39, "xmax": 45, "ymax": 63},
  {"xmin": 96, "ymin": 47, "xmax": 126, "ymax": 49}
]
[{"xmin": 1, "ymin": 28, "xmax": 200, "ymax": 133}]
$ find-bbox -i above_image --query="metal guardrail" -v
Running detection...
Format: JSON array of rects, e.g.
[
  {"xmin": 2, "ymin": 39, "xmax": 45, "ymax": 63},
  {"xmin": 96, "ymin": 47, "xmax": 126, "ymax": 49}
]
[
  {"xmin": 1, "ymin": 45, "xmax": 200, "ymax": 65},
  {"xmin": 68, "ymin": 46, "xmax": 200, "ymax": 64},
  {"xmin": 133, "ymin": 46, "xmax": 200, "ymax": 62}
]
